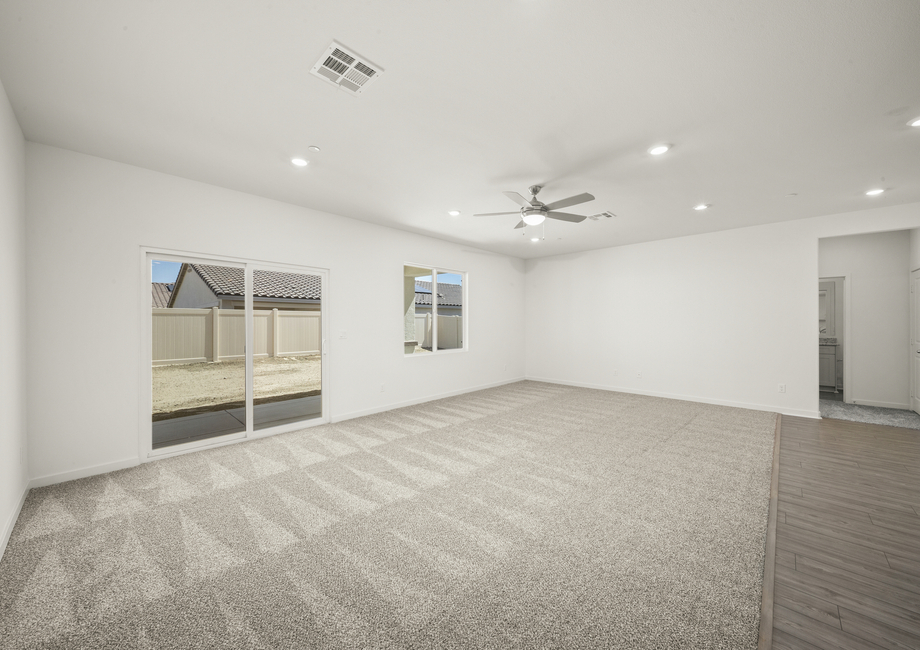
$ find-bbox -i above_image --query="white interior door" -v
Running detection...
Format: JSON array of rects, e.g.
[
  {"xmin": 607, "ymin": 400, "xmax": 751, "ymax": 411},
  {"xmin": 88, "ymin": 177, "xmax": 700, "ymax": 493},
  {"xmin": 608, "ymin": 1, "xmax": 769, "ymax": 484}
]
[{"xmin": 911, "ymin": 270, "xmax": 920, "ymax": 415}]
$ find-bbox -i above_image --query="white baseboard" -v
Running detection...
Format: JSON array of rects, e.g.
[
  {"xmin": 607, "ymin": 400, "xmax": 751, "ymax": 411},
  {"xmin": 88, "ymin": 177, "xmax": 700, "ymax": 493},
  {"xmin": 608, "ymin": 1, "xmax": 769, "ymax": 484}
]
[
  {"xmin": 333, "ymin": 376, "xmax": 527, "ymax": 423},
  {"xmin": 1, "ymin": 484, "xmax": 29, "ymax": 562},
  {"xmin": 525, "ymin": 376, "xmax": 822, "ymax": 419},
  {"xmin": 849, "ymin": 398, "xmax": 912, "ymax": 410},
  {"xmin": 28, "ymin": 457, "xmax": 140, "ymax": 490}
]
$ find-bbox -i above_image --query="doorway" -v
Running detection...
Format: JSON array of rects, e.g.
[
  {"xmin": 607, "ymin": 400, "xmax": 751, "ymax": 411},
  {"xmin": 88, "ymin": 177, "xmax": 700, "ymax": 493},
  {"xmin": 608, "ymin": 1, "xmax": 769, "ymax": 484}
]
[
  {"xmin": 145, "ymin": 251, "xmax": 327, "ymax": 455},
  {"xmin": 911, "ymin": 269, "xmax": 920, "ymax": 416},
  {"xmin": 818, "ymin": 230, "xmax": 918, "ymax": 427},
  {"xmin": 818, "ymin": 276, "xmax": 845, "ymax": 401}
]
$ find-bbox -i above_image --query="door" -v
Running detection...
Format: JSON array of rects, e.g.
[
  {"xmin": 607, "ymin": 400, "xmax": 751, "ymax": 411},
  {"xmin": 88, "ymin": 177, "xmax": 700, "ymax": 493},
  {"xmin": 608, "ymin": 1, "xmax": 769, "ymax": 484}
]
[
  {"xmin": 819, "ymin": 281, "xmax": 835, "ymax": 336},
  {"xmin": 911, "ymin": 270, "xmax": 920, "ymax": 415},
  {"xmin": 146, "ymin": 251, "xmax": 328, "ymax": 456}
]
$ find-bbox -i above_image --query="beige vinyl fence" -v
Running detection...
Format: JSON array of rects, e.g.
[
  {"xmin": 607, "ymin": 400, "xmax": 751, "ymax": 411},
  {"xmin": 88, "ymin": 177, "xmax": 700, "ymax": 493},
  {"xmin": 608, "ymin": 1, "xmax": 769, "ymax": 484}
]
[
  {"xmin": 152, "ymin": 308, "xmax": 321, "ymax": 365},
  {"xmin": 414, "ymin": 314, "xmax": 463, "ymax": 350}
]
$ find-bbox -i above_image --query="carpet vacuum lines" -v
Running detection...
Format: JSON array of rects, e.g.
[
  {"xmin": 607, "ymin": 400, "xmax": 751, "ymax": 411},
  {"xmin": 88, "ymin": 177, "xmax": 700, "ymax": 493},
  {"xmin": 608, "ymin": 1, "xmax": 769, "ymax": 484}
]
[{"xmin": 0, "ymin": 381, "xmax": 775, "ymax": 649}]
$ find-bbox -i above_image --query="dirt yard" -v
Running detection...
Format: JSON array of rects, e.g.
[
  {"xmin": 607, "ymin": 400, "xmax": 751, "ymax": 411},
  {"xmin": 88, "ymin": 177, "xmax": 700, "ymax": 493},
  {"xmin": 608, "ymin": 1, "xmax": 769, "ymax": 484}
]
[{"xmin": 152, "ymin": 355, "xmax": 321, "ymax": 416}]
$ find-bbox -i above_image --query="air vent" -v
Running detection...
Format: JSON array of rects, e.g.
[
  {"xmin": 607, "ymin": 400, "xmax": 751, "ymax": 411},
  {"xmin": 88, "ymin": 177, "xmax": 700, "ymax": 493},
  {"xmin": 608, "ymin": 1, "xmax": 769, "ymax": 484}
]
[
  {"xmin": 588, "ymin": 211, "xmax": 616, "ymax": 220},
  {"xmin": 311, "ymin": 41, "xmax": 384, "ymax": 95}
]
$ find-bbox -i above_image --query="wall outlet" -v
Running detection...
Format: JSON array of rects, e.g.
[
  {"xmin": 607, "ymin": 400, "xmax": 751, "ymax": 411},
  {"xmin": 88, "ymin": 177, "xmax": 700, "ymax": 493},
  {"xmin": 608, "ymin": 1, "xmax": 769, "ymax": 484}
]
[
  {"xmin": 637, "ymin": 371, "xmax": 642, "ymax": 379},
  {"xmin": 778, "ymin": 383, "xmax": 786, "ymax": 393},
  {"xmin": 503, "ymin": 363, "xmax": 507, "ymax": 372},
  {"xmin": 612, "ymin": 369, "xmax": 618, "ymax": 376},
  {"xmin": 380, "ymin": 383, "xmax": 385, "ymax": 393},
  {"xmin": 339, "ymin": 330, "xmax": 347, "ymax": 339}
]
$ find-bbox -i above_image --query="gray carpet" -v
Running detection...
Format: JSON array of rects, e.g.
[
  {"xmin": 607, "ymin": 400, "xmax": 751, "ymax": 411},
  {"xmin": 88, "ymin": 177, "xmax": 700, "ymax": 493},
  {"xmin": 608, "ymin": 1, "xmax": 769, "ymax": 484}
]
[
  {"xmin": 0, "ymin": 381, "xmax": 776, "ymax": 649},
  {"xmin": 820, "ymin": 399, "xmax": 920, "ymax": 430}
]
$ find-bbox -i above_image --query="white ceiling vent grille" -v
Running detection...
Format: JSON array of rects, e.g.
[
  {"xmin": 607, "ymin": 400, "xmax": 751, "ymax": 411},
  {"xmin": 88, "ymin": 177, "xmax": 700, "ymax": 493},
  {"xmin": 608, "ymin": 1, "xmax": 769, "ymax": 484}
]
[
  {"xmin": 588, "ymin": 211, "xmax": 616, "ymax": 220},
  {"xmin": 311, "ymin": 41, "xmax": 383, "ymax": 95}
]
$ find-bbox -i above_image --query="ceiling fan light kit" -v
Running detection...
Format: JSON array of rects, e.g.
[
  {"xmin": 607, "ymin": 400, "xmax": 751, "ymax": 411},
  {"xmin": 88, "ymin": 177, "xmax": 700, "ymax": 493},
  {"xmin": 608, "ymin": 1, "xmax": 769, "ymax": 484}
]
[{"xmin": 522, "ymin": 210, "xmax": 546, "ymax": 226}]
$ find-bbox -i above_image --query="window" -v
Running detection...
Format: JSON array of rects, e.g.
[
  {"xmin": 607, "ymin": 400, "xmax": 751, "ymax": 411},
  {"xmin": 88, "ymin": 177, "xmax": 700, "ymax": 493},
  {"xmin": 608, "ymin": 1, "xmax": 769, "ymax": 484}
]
[{"xmin": 403, "ymin": 265, "xmax": 465, "ymax": 354}]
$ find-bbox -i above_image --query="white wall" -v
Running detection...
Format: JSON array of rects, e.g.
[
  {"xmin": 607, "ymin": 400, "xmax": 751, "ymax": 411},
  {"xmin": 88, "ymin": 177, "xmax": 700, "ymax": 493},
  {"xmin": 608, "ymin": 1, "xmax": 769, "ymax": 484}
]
[
  {"xmin": 25, "ymin": 143, "xmax": 526, "ymax": 484},
  {"xmin": 910, "ymin": 227, "xmax": 920, "ymax": 271},
  {"xmin": 0, "ymin": 78, "xmax": 27, "ymax": 556},
  {"xmin": 819, "ymin": 231, "xmax": 910, "ymax": 409},
  {"xmin": 525, "ymin": 202, "xmax": 920, "ymax": 418}
]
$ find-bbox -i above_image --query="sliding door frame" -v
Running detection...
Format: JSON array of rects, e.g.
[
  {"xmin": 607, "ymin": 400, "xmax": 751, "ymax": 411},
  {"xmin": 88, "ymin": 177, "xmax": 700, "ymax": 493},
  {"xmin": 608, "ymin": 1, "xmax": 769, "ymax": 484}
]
[{"xmin": 139, "ymin": 246, "xmax": 330, "ymax": 462}]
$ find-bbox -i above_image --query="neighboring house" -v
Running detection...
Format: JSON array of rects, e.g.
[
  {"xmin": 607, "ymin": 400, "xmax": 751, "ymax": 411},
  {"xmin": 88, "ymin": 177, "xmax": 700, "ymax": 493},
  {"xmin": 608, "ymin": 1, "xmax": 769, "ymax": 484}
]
[
  {"xmin": 166, "ymin": 263, "xmax": 321, "ymax": 310},
  {"xmin": 151, "ymin": 282, "xmax": 174, "ymax": 308},
  {"xmin": 414, "ymin": 280, "xmax": 461, "ymax": 316}
]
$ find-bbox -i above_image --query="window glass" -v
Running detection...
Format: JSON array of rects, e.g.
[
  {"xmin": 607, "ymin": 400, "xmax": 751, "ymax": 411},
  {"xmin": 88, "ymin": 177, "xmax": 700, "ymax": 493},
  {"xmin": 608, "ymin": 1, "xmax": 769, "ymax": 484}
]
[
  {"xmin": 404, "ymin": 265, "xmax": 464, "ymax": 354},
  {"xmin": 151, "ymin": 259, "xmax": 246, "ymax": 449},
  {"xmin": 435, "ymin": 271, "xmax": 463, "ymax": 350},
  {"xmin": 252, "ymin": 269, "xmax": 323, "ymax": 430}
]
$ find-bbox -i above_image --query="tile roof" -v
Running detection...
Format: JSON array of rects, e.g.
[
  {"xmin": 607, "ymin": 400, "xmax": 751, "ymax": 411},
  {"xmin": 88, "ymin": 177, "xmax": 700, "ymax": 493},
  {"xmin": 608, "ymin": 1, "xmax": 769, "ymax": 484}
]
[
  {"xmin": 414, "ymin": 280, "xmax": 462, "ymax": 307},
  {"xmin": 151, "ymin": 282, "xmax": 173, "ymax": 308},
  {"xmin": 190, "ymin": 264, "xmax": 321, "ymax": 300}
]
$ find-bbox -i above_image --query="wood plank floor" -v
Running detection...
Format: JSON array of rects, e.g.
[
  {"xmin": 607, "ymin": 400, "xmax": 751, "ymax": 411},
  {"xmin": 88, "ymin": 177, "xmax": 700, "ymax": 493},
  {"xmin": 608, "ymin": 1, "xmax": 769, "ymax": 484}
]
[{"xmin": 773, "ymin": 415, "xmax": 920, "ymax": 649}]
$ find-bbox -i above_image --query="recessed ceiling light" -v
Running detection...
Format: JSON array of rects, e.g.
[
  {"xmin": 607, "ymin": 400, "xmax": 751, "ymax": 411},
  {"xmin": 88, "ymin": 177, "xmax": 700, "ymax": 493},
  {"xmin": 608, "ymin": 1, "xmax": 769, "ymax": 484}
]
[
  {"xmin": 531, "ymin": 237, "xmax": 540, "ymax": 242},
  {"xmin": 693, "ymin": 203, "xmax": 710, "ymax": 211},
  {"xmin": 447, "ymin": 210, "xmax": 460, "ymax": 217},
  {"xmin": 308, "ymin": 145, "xmax": 321, "ymax": 152},
  {"xmin": 291, "ymin": 158, "xmax": 308, "ymax": 167},
  {"xmin": 648, "ymin": 144, "xmax": 670, "ymax": 156},
  {"xmin": 908, "ymin": 117, "xmax": 920, "ymax": 127},
  {"xmin": 865, "ymin": 188, "xmax": 884, "ymax": 196}
]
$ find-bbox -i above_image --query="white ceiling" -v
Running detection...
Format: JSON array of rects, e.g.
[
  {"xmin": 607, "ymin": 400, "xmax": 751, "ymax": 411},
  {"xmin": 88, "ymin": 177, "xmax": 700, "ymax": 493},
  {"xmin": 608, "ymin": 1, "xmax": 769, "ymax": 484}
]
[{"xmin": 1, "ymin": 0, "xmax": 918, "ymax": 259}]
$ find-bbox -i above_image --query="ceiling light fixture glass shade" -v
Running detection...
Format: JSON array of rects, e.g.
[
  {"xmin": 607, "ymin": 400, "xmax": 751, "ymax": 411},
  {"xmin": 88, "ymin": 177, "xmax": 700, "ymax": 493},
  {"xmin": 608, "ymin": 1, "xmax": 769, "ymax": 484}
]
[
  {"xmin": 909, "ymin": 118, "xmax": 920, "ymax": 127},
  {"xmin": 522, "ymin": 210, "xmax": 546, "ymax": 226},
  {"xmin": 865, "ymin": 188, "xmax": 884, "ymax": 196},
  {"xmin": 649, "ymin": 144, "xmax": 670, "ymax": 155},
  {"xmin": 693, "ymin": 203, "xmax": 710, "ymax": 210},
  {"xmin": 447, "ymin": 210, "xmax": 461, "ymax": 216},
  {"xmin": 291, "ymin": 158, "xmax": 308, "ymax": 167}
]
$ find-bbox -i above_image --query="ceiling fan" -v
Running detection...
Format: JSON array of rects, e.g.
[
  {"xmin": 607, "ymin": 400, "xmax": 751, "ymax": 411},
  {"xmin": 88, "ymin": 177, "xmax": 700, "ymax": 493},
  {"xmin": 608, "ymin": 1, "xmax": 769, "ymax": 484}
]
[{"xmin": 474, "ymin": 185, "xmax": 595, "ymax": 229}]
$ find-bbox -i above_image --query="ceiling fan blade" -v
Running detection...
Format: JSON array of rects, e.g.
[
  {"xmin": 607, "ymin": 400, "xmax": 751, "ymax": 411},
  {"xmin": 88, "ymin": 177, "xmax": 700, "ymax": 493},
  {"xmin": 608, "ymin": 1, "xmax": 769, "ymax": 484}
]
[
  {"xmin": 514, "ymin": 220, "xmax": 525, "ymax": 229},
  {"xmin": 473, "ymin": 211, "xmax": 521, "ymax": 217},
  {"xmin": 542, "ymin": 192, "xmax": 595, "ymax": 211},
  {"xmin": 546, "ymin": 211, "xmax": 588, "ymax": 223},
  {"xmin": 503, "ymin": 191, "xmax": 536, "ymax": 207}
]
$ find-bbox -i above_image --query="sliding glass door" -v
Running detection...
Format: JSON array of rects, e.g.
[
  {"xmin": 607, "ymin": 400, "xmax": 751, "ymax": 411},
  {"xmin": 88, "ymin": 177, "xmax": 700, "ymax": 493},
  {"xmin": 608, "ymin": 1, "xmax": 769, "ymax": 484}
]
[{"xmin": 147, "ymin": 253, "xmax": 325, "ymax": 453}]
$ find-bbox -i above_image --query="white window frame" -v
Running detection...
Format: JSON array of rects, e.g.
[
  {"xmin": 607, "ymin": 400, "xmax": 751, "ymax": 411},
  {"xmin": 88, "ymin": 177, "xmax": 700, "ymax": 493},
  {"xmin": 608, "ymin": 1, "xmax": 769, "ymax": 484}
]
[
  {"xmin": 140, "ymin": 247, "xmax": 330, "ymax": 462},
  {"xmin": 404, "ymin": 263, "xmax": 467, "ymax": 356}
]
